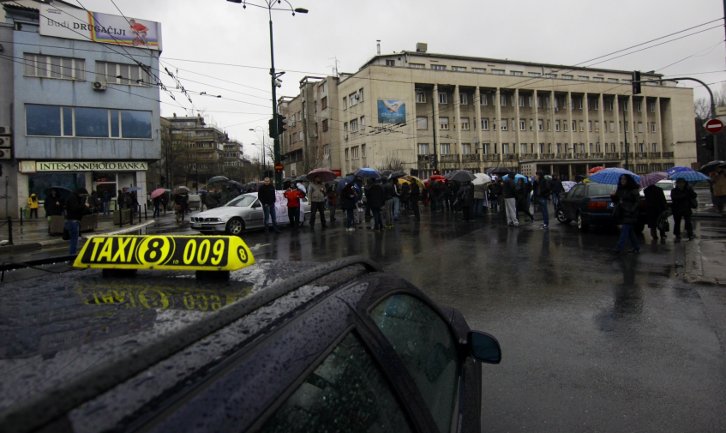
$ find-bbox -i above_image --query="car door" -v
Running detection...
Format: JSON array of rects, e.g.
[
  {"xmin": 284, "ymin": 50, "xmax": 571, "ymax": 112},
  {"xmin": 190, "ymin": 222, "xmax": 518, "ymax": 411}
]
[
  {"xmin": 367, "ymin": 293, "xmax": 462, "ymax": 433},
  {"xmin": 246, "ymin": 197, "xmax": 265, "ymax": 228},
  {"xmin": 560, "ymin": 185, "xmax": 581, "ymax": 219}
]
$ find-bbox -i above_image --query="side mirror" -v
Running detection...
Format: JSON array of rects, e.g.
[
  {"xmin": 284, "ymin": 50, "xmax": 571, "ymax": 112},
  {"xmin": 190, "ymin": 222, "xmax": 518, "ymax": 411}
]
[{"xmin": 468, "ymin": 331, "xmax": 501, "ymax": 364}]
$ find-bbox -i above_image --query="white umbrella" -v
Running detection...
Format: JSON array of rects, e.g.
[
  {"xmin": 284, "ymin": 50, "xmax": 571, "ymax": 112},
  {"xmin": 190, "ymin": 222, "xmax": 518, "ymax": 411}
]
[{"xmin": 472, "ymin": 173, "xmax": 492, "ymax": 186}]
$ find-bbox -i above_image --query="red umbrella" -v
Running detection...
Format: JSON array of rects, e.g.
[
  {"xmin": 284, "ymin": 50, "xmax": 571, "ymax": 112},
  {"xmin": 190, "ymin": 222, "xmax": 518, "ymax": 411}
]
[
  {"xmin": 588, "ymin": 166, "xmax": 606, "ymax": 174},
  {"xmin": 150, "ymin": 187, "xmax": 168, "ymax": 199},
  {"xmin": 307, "ymin": 168, "xmax": 337, "ymax": 182},
  {"xmin": 429, "ymin": 174, "xmax": 447, "ymax": 182}
]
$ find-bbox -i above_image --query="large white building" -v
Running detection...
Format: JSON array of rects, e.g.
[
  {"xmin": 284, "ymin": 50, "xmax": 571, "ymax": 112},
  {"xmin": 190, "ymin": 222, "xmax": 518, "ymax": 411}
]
[{"xmin": 281, "ymin": 44, "xmax": 696, "ymax": 179}]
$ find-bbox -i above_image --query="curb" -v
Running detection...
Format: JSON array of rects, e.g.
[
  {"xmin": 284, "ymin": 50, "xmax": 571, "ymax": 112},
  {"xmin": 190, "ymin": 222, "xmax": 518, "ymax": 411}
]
[{"xmin": 683, "ymin": 238, "xmax": 725, "ymax": 286}]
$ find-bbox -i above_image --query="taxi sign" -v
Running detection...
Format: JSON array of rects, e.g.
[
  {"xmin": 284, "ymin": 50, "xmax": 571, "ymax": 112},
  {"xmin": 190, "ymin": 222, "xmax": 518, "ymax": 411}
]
[{"xmin": 73, "ymin": 235, "xmax": 255, "ymax": 271}]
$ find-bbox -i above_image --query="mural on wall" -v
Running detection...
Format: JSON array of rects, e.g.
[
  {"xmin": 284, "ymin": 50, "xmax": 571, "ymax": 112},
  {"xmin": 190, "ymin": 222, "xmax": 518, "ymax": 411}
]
[{"xmin": 377, "ymin": 100, "xmax": 406, "ymax": 124}]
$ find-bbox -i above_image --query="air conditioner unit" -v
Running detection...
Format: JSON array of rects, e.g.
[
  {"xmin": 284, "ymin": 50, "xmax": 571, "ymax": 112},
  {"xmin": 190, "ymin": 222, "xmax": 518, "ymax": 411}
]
[
  {"xmin": 0, "ymin": 148, "xmax": 12, "ymax": 160},
  {"xmin": 0, "ymin": 136, "xmax": 10, "ymax": 148},
  {"xmin": 92, "ymin": 81, "xmax": 107, "ymax": 91},
  {"xmin": 0, "ymin": 125, "xmax": 10, "ymax": 135},
  {"xmin": 344, "ymin": 134, "xmax": 348, "ymax": 141}
]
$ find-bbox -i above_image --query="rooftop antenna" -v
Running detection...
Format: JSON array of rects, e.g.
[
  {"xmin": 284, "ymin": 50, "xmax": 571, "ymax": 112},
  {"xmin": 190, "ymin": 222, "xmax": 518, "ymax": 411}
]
[{"xmin": 376, "ymin": 39, "xmax": 381, "ymax": 55}]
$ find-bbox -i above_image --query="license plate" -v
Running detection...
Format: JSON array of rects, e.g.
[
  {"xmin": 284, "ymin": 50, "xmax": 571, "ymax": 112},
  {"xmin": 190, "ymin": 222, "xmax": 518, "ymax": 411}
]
[{"xmin": 73, "ymin": 235, "xmax": 254, "ymax": 271}]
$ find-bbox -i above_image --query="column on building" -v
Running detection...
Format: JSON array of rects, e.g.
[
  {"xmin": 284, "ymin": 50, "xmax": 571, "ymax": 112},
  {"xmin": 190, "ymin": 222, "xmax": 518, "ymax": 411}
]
[
  {"xmin": 583, "ymin": 92, "xmax": 590, "ymax": 157},
  {"xmin": 598, "ymin": 93, "xmax": 606, "ymax": 155},
  {"xmin": 628, "ymin": 95, "xmax": 635, "ymax": 166},
  {"xmin": 533, "ymin": 90, "xmax": 539, "ymax": 158},
  {"xmin": 433, "ymin": 84, "xmax": 441, "ymax": 165},
  {"xmin": 495, "ymin": 88, "xmax": 503, "ymax": 162},
  {"xmin": 614, "ymin": 95, "xmax": 622, "ymax": 158},
  {"xmin": 655, "ymin": 97, "xmax": 663, "ymax": 155},
  {"xmin": 548, "ymin": 90, "xmax": 556, "ymax": 157},
  {"xmin": 567, "ymin": 91, "xmax": 574, "ymax": 158},
  {"xmin": 454, "ymin": 85, "xmax": 462, "ymax": 159},
  {"xmin": 514, "ymin": 88, "xmax": 521, "ymax": 159},
  {"xmin": 474, "ymin": 87, "xmax": 483, "ymax": 163},
  {"xmin": 641, "ymin": 97, "xmax": 649, "ymax": 158}
]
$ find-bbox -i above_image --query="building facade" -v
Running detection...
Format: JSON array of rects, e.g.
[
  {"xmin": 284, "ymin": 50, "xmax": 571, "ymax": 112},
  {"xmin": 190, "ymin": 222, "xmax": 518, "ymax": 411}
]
[
  {"xmin": 1, "ymin": 0, "xmax": 162, "ymax": 217},
  {"xmin": 284, "ymin": 45, "xmax": 696, "ymax": 179}
]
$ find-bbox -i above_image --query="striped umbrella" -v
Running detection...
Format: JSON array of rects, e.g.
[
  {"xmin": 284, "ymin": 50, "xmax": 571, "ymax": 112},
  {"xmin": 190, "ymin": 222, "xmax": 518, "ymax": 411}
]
[
  {"xmin": 669, "ymin": 170, "xmax": 709, "ymax": 183},
  {"xmin": 589, "ymin": 167, "xmax": 640, "ymax": 185}
]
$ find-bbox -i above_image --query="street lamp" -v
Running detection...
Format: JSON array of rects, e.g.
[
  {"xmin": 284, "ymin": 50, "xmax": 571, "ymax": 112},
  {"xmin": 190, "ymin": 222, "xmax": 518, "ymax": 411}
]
[
  {"xmin": 228, "ymin": 0, "xmax": 308, "ymax": 189},
  {"xmin": 249, "ymin": 127, "xmax": 267, "ymax": 178}
]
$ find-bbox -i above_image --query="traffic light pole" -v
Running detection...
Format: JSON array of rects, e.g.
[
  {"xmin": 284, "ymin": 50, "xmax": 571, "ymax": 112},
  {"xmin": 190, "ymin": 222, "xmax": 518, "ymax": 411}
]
[{"xmin": 268, "ymin": 14, "xmax": 283, "ymax": 189}]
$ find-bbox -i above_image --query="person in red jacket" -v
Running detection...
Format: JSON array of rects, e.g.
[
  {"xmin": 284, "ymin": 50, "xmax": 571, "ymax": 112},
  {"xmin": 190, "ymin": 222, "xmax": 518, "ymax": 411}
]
[{"xmin": 284, "ymin": 182, "xmax": 306, "ymax": 229}]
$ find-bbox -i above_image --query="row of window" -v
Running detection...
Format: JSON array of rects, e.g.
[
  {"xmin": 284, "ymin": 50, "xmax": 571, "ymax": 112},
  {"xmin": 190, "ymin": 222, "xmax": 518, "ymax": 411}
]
[
  {"xmin": 416, "ymin": 142, "xmax": 659, "ymax": 155},
  {"xmin": 416, "ymin": 116, "xmax": 657, "ymax": 134},
  {"xmin": 23, "ymin": 53, "xmax": 151, "ymax": 86},
  {"xmin": 342, "ymin": 88, "xmax": 365, "ymax": 110},
  {"xmin": 415, "ymin": 89, "xmax": 657, "ymax": 113},
  {"xmin": 26, "ymin": 104, "xmax": 153, "ymax": 139},
  {"xmin": 344, "ymin": 144, "xmax": 367, "ymax": 161},
  {"xmin": 343, "ymin": 116, "xmax": 366, "ymax": 134}
]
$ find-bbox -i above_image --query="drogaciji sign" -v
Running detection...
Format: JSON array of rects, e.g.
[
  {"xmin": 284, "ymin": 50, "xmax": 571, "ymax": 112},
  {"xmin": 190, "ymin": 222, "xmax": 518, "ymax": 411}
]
[{"xmin": 20, "ymin": 161, "xmax": 149, "ymax": 173}]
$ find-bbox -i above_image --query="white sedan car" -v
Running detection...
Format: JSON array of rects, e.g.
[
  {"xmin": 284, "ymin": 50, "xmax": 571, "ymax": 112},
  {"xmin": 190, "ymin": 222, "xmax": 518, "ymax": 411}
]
[{"xmin": 191, "ymin": 191, "xmax": 310, "ymax": 235}]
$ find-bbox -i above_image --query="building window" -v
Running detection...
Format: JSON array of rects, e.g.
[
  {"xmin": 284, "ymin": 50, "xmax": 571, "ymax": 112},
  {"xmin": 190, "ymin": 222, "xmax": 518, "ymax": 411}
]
[
  {"xmin": 648, "ymin": 101, "xmax": 656, "ymax": 113},
  {"xmin": 351, "ymin": 145, "xmax": 359, "ymax": 160},
  {"xmin": 321, "ymin": 96, "xmax": 328, "ymax": 110},
  {"xmin": 610, "ymin": 121, "xmax": 616, "ymax": 132},
  {"xmin": 26, "ymin": 104, "xmax": 152, "ymax": 138},
  {"xmin": 416, "ymin": 116, "xmax": 428, "ymax": 130},
  {"xmin": 511, "ymin": 70, "xmax": 523, "ymax": 76},
  {"xmin": 482, "ymin": 143, "xmax": 490, "ymax": 154},
  {"xmin": 95, "ymin": 61, "xmax": 150, "ymax": 86},
  {"xmin": 385, "ymin": 59, "xmax": 395, "ymax": 66},
  {"xmin": 593, "ymin": 77, "xmax": 604, "ymax": 82},
  {"xmin": 563, "ymin": 120, "xmax": 568, "ymax": 132},
  {"xmin": 492, "ymin": 69, "xmax": 505, "ymax": 75},
  {"xmin": 345, "ymin": 148, "xmax": 349, "ymax": 161},
  {"xmin": 342, "ymin": 96, "xmax": 347, "ymax": 110},
  {"xmin": 480, "ymin": 94, "xmax": 488, "ymax": 106},
  {"xmin": 595, "ymin": 121, "xmax": 600, "ymax": 132},
  {"xmin": 415, "ymin": 89, "xmax": 427, "ymax": 103},
  {"xmin": 418, "ymin": 143, "xmax": 429, "ymax": 154},
  {"xmin": 410, "ymin": 63, "xmax": 425, "ymax": 69},
  {"xmin": 572, "ymin": 120, "xmax": 577, "ymax": 131},
  {"xmin": 24, "ymin": 53, "xmax": 86, "ymax": 81},
  {"xmin": 350, "ymin": 118, "xmax": 360, "ymax": 133},
  {"xmin": 528, "ymin": 72, "xmax": 541, "ymax": 77},
  {"xmin": 520, "ymin": 143, "xmax": 527, "ymax": 154},
  {"xmin": 555, "ymin": 120, "xmax": 560, "ymax": 132},
  {"xmin": 537, "ymin": 119, "xmax": 544, "ymax": 131},
  {"xmin": 481, "ymin": 118, "xmax": 489, "ymax": 130},
  {"xmin": 462, "ymin": 143, "xmax": 472, "ymax": 154},
  {"xmin": 459, "ymin": 92, "xmax": 468, "ymax": 105},
  {"xmin": 343, "ymin": 122, "xmax": 348, "ymax": 133},
  {"xmin": 608, "ymin": 78, "xmax": 619, "ymax": 83},
  {"xmin": 358, "ymin": 88, "xmax": 364, "ymax": 102},
  {"xmin": 502, "ymin": 143, "xmax": 509, "ymax": 154},
  {"xmin": 452, "ymin": 66, "xmax": 466, "ymax": 72},
  {"xmin": 636, "ymin": 101, "xmax": 642, "ymax": 113},
  {"xmin": 349, "ymin": 92, "xmax": 359, "ymax": 106},
  {"xmin": 579, "ymin": 121, "xmax": 585, "ymax": 132},
  {"xmin": 562, "ymin": 74, "xmax": 573, "ymax": 80},
  {"xmin": 472, "ymin": 67, "xmax": 486, "ymax": 73},
  {"xmin": 578, "ymin": 75, "xmax": 589, "ymax": 81},
  {"xmin": 500, "ymin": 119, "xmax": 508, "ymax": 131},
  {"xmin": 431, "ymin": 64, "xmax": 446, "ymax": 71},
  {"xmin": 588, "ymin": 121, "xmax": 593, "ymax": 132},
  {"xmin": 638, "ymin": 122, "xmax": 644, "ymax": 133},
  {"xmin": 440, "ymin": 143, "xmax": 450, "ymax": 155},
  {"xmin": 460, "ymin": 117, "xmax": 470, "ymax": 130},
  {"xmin": 518, "ymin": 95, "xmax": 527, "ymax": 107},
  {"xmin": 651, "ymin": 122, "xmax": 657, "ymax": 133},
  {"xmin": 438, "ymin": 92, "xmax": 448, "ymax": 104},
  {"xmin": 360, "ymin": 116, "xmax": 366, "ymax": 129},
  {"xmin": 322, "ymin": 119, "xmax": 329, "ymax": 132},
  {"xmin": 520, "ymin": 120, "xmax": 526, "ymax": 131},
  {"xmin": 439, "ymin": 117, "xmax": 449, "ymax": 130},
  {"xmin": 500, "ymin": 94, "xmax": 508, "ymax": 107}
]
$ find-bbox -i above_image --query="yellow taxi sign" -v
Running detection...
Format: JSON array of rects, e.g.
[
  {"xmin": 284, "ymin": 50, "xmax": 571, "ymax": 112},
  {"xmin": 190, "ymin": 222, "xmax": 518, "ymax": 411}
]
[{"xmin": 73, "ymin": 235, "xmax": 255, "ymax": 271}]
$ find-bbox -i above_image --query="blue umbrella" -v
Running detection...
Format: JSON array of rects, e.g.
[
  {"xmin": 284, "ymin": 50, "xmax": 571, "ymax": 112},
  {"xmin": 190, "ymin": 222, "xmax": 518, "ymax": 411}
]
[
  {"xmin": 354, "ymin": 167, "xmax": 381, "ymax": 179},
  {"xmin": 666, "ymin": 166, "xmax": 693, "ymax": 176},
  {"xmin": 669, "ymin": 170, "xmax": 709, "ymax": 183},
  {"xmin": 501, "ymin": 173, "xmax": 529, "ymax": 183},
  {"xmin": 589, "ymin": 167, "xmax": 640, "ymax": 185}
]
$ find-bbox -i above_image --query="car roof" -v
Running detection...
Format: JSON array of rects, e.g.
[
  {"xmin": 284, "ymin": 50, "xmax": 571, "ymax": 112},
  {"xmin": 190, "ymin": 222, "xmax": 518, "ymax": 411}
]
[{"xmin": 0, "ymin": 257, "xmax": 420, "ymax": 433}]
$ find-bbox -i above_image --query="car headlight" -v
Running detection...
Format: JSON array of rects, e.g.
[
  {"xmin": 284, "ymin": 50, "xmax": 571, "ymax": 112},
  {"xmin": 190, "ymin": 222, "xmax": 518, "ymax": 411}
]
[{"xmin": 192, "ymin": 217, "xmax": 222, "ymax": 223}]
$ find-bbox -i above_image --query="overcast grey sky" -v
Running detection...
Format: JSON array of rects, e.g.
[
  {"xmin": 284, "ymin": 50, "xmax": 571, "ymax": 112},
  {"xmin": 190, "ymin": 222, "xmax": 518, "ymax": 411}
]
[{"xmin": 79, "ymin": 0, "xmax": 726, "ymax": 157}]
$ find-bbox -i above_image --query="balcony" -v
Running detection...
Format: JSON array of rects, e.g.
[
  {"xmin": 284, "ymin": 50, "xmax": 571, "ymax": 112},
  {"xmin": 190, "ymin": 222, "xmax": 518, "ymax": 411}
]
[
  {"xmin": 440, "ymin": 155, "xmax": 460, "ymax": 163},
  {"xmin": 605, "ymin": 153, "xmax": 620, "ymax": 159},
  {"xmin": 663, "ymin": 152, "xmax": 674, "ymax": 158},
  {"xmin": 482, "ymin": 154, "xmax": 499, "ymax": 162},
  {"xmin": 462, "ymin": 154, "xmax": 479, "ymax": 162}
]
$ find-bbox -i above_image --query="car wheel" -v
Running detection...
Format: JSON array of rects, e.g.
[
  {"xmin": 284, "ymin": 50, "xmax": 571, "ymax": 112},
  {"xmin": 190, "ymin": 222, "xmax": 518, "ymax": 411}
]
[
  {"xmin": 556, "ymin": 208, "xmax": 571, "ymax": 224},
  {"xmin": 576, "ymin": 213, "xmax": 589, "ymax": 231},
  {"xmin": 226, "ymin": 217, "xmax": 245, "ymax": 236}
]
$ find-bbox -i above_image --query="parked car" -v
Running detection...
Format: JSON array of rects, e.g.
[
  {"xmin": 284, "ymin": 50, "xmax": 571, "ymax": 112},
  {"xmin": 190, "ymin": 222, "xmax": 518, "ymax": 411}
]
[
  {"xmin": 557, "ymin": 182, "xmax": 650, "ymax": 231},
  {"xmin": 0, "ymin": 257, "xmax": 501, "ymax": 433},
  {"xmin": 191, "ymin": 191, "xmax": 310, "ymax": 235}
]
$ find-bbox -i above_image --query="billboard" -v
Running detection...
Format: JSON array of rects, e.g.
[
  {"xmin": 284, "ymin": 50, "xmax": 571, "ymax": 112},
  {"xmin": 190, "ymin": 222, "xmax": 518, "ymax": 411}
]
[
  {"xmin": 40, "ymin": 5, "xmax": 162, "ymax": 51},
  {"xmin": 377, "ymin": 99, "xmax": 406, "ymax": 124}
]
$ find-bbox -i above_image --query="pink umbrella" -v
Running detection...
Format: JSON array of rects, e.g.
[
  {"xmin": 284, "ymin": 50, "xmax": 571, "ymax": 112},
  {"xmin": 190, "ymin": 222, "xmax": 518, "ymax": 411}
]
[
  {"xmin": 639, "ymin": 172, "xmax": 668, "ymax": 188},
  {"xmin": 150, "ymin": 187, "xmax": 168, "ymax": 199},
  {"xmin": 307, "ymin": 168, "xmax": 337, "ymax": 182}
]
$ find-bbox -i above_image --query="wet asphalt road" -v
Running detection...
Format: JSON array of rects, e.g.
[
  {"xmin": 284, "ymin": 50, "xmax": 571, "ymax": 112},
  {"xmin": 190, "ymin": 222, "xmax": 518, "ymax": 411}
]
[
  {"xmin": 166, "ymin": 210, "xmax": 726, "ymax": 433},
  {"xmin": 4, "ymin": 209, "xmax": 725, "ymax": 432}
]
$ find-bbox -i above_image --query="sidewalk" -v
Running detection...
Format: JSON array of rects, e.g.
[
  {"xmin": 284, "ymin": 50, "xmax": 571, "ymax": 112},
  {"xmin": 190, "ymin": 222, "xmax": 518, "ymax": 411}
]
[{"xmin": 0, "ymin": 213, "xmax": 159, "ymax": 256}]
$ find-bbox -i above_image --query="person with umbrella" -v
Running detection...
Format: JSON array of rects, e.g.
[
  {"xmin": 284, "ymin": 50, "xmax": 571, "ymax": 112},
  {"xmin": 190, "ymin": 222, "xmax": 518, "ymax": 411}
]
[
  {"xmin": 611, "ymin": 174, "xmax": 641, "ymax": 254},
  {"xmin": 502, "ymin": 174, "xmax": 518, "ymax": 226},
  {"xmin": 366, "ymin": 178, "xmax": 385, "ymax": 230},
  {"xmin": 308, "ymin": 176, "xmax": 327, "ymax": 230},
  {"xmin": 173, "ymin": 189, "xmax": 189, "ymax": 224},
  {"xmin": 44, "ymin": 189, "xmax": 64, "ymax": 218},
  {"xmin": 643, "ymin": 183, "xmax": 668, "ymax": 241},
  {"xmin": 64, "ymin": 188, "xmax": 91, "ymax": 255},
  {"xmin": 711, "ymin": 167, "xmax": 726, "ymax": 213},
  {"xmin": 515, "ymin": 178, "xmax": 533, "ymax": 223},
  {"xmin": 339, "ymin": 180, "xmax": 359, "ymax": 231},
  {"xmin": 670, "ymin": 178, "xmax": 697, "ymax": 242},
  {"xmin": 457, "ymin": 181, "xmax": 474, "ymax": 221}
]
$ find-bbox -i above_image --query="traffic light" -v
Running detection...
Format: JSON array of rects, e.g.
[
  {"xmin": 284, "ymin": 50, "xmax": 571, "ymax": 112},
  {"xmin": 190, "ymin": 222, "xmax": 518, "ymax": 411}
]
[
  {"xmin": 632, "ymin": 70, "xmax": 642, "ymax": 95},
  {"xmin": 277, "ymin": 114, "xmax": 288, "ymax": 135},
  {"xmin": 268, "ymin": 117, "xmax": 278, "ymax": 138}
]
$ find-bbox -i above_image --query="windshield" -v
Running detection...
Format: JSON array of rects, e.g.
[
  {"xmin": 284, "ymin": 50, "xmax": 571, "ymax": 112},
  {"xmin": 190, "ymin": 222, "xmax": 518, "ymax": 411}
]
[{"xmin": 226, "ymin": 194, "xmax": 257, "ymax": 208}]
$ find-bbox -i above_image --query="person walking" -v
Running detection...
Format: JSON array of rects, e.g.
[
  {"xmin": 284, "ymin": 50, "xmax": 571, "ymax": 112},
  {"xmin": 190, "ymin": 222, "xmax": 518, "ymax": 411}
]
[
  {"xmin": 550, "ymin": 175, "xmax": 563, "ymax": 211},
  {"xmin": 27, "ymin": 193, "xmax": 39, "ymax": 219},
  {"xmin": 611, "ymin": 174, "xmax": 641, "ymax": 254},
  {"xmin": 711, "ymin": 167, "xmax": 726, "ymax": 213},
  {"xmin": 503, "ymin": 175, "xmax": 519, "ymax": 226},
  {"xmin": 284, "ymin": 182, "xmax": 305, "ymax": 229},
  {"xmin": 152, "ymin": 195, "xmax": 161, "ymax": 218},
  {"xmin": 366, "ymin": 178, "xmax": 385, "ymax": 230},
  {"xmin": 532, "ymin": 172, "xmax": 551, "ymax": 229},
  {"xmin": 326, "ymin": 183, "xmax": 338, "ymax": 224},
  {"xmin": 457, "ymin": 181, "xmax": 474, "ymax": 221},
  {"xmin": 258, "ymin": 177, "xmax": 280, "ymax": 233},
  {"xmin": 382, "ymin": 178, "xmax": 395, "ymax": 228},
  {"xmin": 308, "ymin": 176, "xmax": 327, "ymax": 229},
  {"xmin": 339, "ymin": 181, "xmax": 359, "ymax": 231},
  {"xmin": 670, "ymin": 177, "xmax": 697, "ymax": 242},
  {"xmin": 643, "ymin": 184, "xmax": 668, "ymax": 240},
  {"xmin": 409, "ymin": 180, "xmax": 421, "ymax": 221},
  {"xmin": 515, "ymin": 178, "xmax": 534, "ymax": 222},
  {"xmin": 64, "ymin": 188, "xmax": 90, "ymax": 255},
  {"xmin": 101, "ymin": 189, "xmax": 111, "ymax": 216}
]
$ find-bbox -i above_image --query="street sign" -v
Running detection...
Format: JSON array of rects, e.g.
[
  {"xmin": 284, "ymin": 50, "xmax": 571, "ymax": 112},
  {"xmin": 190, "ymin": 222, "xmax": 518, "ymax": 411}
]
[
  {"xmin": 716, "ymin": 106, "xmax": 726, "ymax": 116},
  {"xmin": 274, "ymin": 162, "xmax": 284, "ymax": 172},
  {"xmin": 704, "ymin": 118, "xmax": 724, "ymax": 134}
]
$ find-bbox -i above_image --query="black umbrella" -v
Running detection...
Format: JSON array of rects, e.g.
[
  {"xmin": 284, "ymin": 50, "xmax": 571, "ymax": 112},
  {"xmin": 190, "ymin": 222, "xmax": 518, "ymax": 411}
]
[
  {"xmin": 44, "ymin": 186, "xmax": 73, "ymax": 201},
  {"xmin": 699, "ymin": 160, "xmax": 726, "ymax": 174},
  {"xmin": 485, "ymin": 167, "xmax": 511, "ymax": 176},
  {"xmin": 446, "ymin": 170, "xmax": 476, "ymax": 183},
  {"xmin": 207, "ymin": 175, "xmax": 230, "ymax": 184},
  {"xmin": 388, "ymin": 170, "xmax": 406, "ymax": 179}
]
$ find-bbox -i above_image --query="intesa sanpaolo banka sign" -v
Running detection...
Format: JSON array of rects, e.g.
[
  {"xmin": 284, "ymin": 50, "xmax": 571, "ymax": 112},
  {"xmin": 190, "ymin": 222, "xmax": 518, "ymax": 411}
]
[{"xmin": 39, "ymin": 4, "xmax": 162, "ymax": 51}]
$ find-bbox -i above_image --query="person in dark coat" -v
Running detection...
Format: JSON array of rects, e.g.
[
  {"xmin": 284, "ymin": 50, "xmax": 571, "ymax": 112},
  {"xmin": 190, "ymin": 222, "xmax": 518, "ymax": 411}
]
[
  {"xmin": 64, "ymin": 188, "xmax": 91, "ymax": 255},
  {"xmin": 550, "ymin": 175, "xmax": 564, "ymax": 210},
  {"xmin": 44, "ymin": 189, "xmax": 64, "ymax": 217},
  {"xmin": 532, "ymin": 172, "xmax": 551, "ymax": 229},
  {"xmin": 409, "ymin": 180, "xmax": 421, "ymax": 221},
  {"xmin": 515, "ymin": 178, "xmax": 533, "ymax": 222},
  {"xmin": 339, "ymin": 182, "xmax": 359, "ymax": 231},
  {"xmin": 643, "ymin": 184, "xmax": 668, "ymax": 240},
  {"xmin": 611, "ymin": 174, "xmax": 641, "ymax": 253},
  {"xmin": 258, "ymin": 177, "xmax": 280, "ymax": 233},
  {"xmin": 670, "ymin": 178, "xmax": 697, "ymax": 242},
  {"xmin": 457, "ymin": 182, "xmax": 474, "ymax": 221},
  {"xmin": 366, "ymin": 179, "xmax": 385, "ymax": 230}
]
